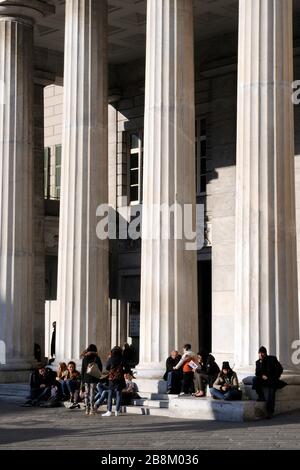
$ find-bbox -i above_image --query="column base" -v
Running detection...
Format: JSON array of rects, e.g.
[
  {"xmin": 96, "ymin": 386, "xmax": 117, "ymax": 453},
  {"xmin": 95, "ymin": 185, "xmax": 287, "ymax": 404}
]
[
  {"xmin": 134, "ymin": 363, "xmax": 167, "ymax": 394},
  {"xmin": 0, "ymin": 357, "xmax": 37, "ymax": 383}
]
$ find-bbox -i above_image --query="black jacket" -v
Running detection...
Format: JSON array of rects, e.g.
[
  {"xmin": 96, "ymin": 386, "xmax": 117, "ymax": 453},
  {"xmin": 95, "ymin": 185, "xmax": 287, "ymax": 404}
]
[
  {"xmin": 106, "ymin": 356, "xmax": 128, "ymax": 391},
  {"xmin": 163, "ymin": 355, "xmax": 182, "ymax": 380},
  {"xmin": 81, "ymin": 352, "xmax": 103, "ymax": 384},
  {"xmin": 196, "ymin": 354, "xmax": 220, "ymax": 376},
  {"xmin": 255, "ymin": 355, "xmax": 286, "ymax": 389}
]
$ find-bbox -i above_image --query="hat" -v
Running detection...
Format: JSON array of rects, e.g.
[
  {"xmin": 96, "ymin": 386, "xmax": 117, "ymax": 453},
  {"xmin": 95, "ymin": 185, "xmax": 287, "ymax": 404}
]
[
  {"xmin": 222, "ymin": 361, "xmax": 230, "ymax": 370},
  {"xmin": 258, "ymin": 346, "xmax": 267, "ymax": 354}
]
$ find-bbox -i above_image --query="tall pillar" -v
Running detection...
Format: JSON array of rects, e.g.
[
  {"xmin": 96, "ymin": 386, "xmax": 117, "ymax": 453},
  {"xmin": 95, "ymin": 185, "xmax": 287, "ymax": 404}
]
[
  {"xmin": 33, "ymin": 80, "xmax": 47, "ymax": 361},
  {"xmin": 138, "ymin": 0, "xmax": 198, "ymax": 380},
  {"xmin": 235, "ymin": 0, "xmax": 299, "ymax": 370},
  {"xmin": 56, "ymin": 0, "xmax": 110, "ymax": 363},
  {"xmin": 0, "ymin": 0, "xmax": 54, "ymax": 380}
]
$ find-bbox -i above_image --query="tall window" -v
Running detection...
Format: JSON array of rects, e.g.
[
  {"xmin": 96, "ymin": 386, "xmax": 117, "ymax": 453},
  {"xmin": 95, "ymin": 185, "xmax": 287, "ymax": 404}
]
[
  {"xmin": 196, "ymin": 118, "xmax": 207, "ymax": 195},
  {"xmin": 128, "ymin": 131, "xmax": 143, "ymax": 204},
  {"xmin": 55, "ymin": 145, "xmax": 62, "ymax": 199},
  {"xmin": 44, "ymin": 147, "xmax": 51, "ymax": 199}
]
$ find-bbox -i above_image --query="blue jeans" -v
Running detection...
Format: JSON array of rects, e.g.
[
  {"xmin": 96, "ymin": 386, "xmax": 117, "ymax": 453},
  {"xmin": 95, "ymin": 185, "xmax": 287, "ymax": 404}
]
[
  {"xmin": 210, "ymin": 387, "xmax": 242, "ymax": 400},
  {"xmin": 95, "ymin": 389, "xmax": 109, "ymax": 408},
  {"xmin": 108, "ymin": 387, "xmax": 122, "ymax": 412},
  {"xmin": 167, "ymin": 371, "xmax": 182, "ymax": 394},
  {"xmin": 95, "ymin": 383, "xmax": 109, "ymax": 401}
]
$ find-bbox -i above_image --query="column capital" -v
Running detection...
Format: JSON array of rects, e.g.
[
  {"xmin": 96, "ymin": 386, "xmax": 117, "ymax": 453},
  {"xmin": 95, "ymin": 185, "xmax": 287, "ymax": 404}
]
[{"xmin": 0, "ymin": 0, "xmax": 55, "ymax": 24}]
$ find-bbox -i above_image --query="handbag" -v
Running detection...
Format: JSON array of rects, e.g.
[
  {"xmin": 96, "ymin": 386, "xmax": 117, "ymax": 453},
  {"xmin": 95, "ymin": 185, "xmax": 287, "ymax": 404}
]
[{"xmin": 86, "ymin": 361, "xmax": 102, "ymax": 379}]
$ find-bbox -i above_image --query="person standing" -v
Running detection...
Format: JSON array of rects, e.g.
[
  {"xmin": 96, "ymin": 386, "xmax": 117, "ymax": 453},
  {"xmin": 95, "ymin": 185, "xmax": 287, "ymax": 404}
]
[
  {"xmin": 252, "ymin": 346, "xmax": 287, "ymax": 418},
  {"xmin": 50, "ymin": 322, "xmax": 56, "ymax": 361},
  {"xmin": 81, "ymin": 344, "xmax": 102, "ymax": 415}
]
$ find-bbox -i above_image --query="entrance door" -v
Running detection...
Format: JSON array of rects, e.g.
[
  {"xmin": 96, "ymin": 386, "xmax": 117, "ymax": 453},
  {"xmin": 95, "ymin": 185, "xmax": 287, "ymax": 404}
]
[{"xmin": 197, "ymin": 260, "xmax": 212, "ymax": 353}]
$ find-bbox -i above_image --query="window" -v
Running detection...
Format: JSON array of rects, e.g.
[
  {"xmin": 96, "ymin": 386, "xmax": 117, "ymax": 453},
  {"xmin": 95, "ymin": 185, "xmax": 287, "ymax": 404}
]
[
  {"xmin": 55, "ymin": 145, "xmax": 62, "ymax": 199},
  {"xmin": 44, "ymin": 147, "xmax": 51, "ymax": 199},
  {"xmin": 196, "ymin": 118, "xmax": 207, "ymax": 195},
  {"xmin": 128, "ymin": 131, "xmax": 143, "ymax": 204}
]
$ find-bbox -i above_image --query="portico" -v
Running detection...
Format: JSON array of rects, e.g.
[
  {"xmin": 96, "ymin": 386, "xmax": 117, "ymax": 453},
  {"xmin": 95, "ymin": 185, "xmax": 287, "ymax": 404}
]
[{"xmin": 0, "ymin": 0, "xmax": 300, "ymax": 390}]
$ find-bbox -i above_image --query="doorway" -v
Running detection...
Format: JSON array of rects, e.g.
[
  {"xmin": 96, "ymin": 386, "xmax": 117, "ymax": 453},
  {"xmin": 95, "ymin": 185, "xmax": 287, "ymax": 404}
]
[{"xmin": 197, "ymin": 260, "xmax": 212, "ymax": 353}]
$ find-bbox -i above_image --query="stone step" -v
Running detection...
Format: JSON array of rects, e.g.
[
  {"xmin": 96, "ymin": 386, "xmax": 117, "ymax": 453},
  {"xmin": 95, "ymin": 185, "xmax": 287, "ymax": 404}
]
[
  {"xmin": 0, "ymin": 383, "xmax": 28, "ymax": 400},
  {"xmin": 133, "ymin": 398, "xmax": 169, "ymax": 408},
  {"xmin": 123, "ymin": 405, "xmax": 170, "ymax": 417}
]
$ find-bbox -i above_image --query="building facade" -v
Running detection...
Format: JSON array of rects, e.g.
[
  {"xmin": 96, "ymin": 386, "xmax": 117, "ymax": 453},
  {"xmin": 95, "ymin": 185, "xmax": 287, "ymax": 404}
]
[{"xmin": 0, "ymin": 0, "xmax": 300, "ymax": 384}]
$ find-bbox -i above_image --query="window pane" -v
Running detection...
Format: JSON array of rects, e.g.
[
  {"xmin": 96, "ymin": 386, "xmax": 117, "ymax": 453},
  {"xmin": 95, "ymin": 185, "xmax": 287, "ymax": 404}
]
[
  {"xmin": 56, "ymin": 145, "xmax": 62, "ymax": 165},
  {"xmin": 200, "ymin": 140, "xmax": 206, "ymax": 157},
  {"xmin": 130, "ymin": 186, "xmax": 139, "ymax": 202},
  {"xmin": 55, "ymin": 167, "xmax": 61, "ymax": 187},
  {"xmin": 130, "ymin": 169, "xmax": 139, "ymax": 185},
  {"xmin": 130, "ymin": 153, "xmax": 139, "ymax": 169},
  {"xmin": 200, "ymin": 158, "xmax": 207, "ymax": 175},
  {"xmin": 200, "ymin": 119, "xmax": 206, "ymax": 136},
  {"xmin": 201, "ymin": 175, "xmax": 206, "ymax": 192},
  {"xmin": 130, "ymin": 134, "xmax": 139, "ymax": 150}
]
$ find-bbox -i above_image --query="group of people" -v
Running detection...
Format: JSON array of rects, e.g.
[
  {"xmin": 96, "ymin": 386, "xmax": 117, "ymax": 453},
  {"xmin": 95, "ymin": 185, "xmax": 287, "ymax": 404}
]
[
  {"xmin": 23, "ymin": 343, "xmax": 139, "ymax": 417},
  {"xmin": 164, "ymin": 344, "xmax": 287, "ymax": 418}
]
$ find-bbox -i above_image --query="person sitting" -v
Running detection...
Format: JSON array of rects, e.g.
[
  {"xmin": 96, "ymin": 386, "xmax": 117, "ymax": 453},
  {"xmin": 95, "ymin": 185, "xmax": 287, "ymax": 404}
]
[
  {"xmin": 252, "ymin": 346, "xmax": 287, "ymax": 418},
  {"xmin": 23, "ymin": 366, "xmax": 54, "ymax": 406},
  {"xmin": 173, "ymin": 344, "xmax": 196, "ymax": 395},
  {"xmin": 55, "ymin": 362, "xmax": 68, "ymax": 400},
  {"xmin": 193, "ymin": 350, "xmax": 220, "ymax": 397},
  {"xmin": 163, "ymin": 350, "xmax": 182, "ymax": 394},
  {"xmin": 121, "ymin": 372, "xmax": 140, "ymax": 405},
  {"xmin": 65, "ymin": 361, "xmax": 81, "ymax": 409},
  {"xmin": 210, "ymin": 362, "xmax": 242, "ymax": 400}
]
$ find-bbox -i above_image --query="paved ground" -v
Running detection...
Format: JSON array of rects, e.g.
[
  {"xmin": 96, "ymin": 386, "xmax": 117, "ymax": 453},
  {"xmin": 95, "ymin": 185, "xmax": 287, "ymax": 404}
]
[{"xmin": 0, "ymin": 397, "xmax": 300, "ymax": 450}]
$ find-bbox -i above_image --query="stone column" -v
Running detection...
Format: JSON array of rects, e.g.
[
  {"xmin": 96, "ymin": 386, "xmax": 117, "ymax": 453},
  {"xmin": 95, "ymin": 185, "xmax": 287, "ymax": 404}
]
[
  {"xmin": 0, "ymin": 0, "xmax": 54, "ymax": 380},
  {"xmin": 33, "ymin": 81, "xmax": 46, "ymax": 361},
  {"xmin": 235, "ymin": 0, "xmax": 299, "ymax": 370},
  {"xmin": 138, "ymin": 0, "xmax": 198, "ymax": 380},
  {"xmin": 56, "ymin": 0, "xmax": 110, "ymax": 363}
]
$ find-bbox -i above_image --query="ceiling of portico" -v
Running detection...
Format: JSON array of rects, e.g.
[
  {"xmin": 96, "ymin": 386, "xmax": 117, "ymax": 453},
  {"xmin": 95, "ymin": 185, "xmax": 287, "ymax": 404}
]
[{"xmin": 35, "ymin": 0, "xmax": 300, "ymax": 65}]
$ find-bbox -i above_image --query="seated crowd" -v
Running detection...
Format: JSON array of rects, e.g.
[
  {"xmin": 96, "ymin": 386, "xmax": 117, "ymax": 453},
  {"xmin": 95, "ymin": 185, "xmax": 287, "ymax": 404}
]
[
  {"xmin": 163, "ymin": 344, "xmax": 286, "ymax": 418},
  {"xmin": 23, "ymin": 342, "xmax": 286, "ymax": 419},
  {"xmin": 23, "ymin": 343, "xmax": 139, "ymax": 417}
]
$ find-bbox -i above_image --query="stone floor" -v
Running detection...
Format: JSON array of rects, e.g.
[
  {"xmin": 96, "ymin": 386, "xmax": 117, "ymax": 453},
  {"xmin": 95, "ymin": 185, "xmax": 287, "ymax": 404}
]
[{"xmin": 0, "ymin": 397, "xmax": 300, "ymax": 450}]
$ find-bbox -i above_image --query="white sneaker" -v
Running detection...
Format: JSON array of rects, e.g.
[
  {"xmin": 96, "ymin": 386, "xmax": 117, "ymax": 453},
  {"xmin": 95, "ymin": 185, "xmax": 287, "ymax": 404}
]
[
  {"xmin": 102, "ymin": 411, "xmax": 112, "ymax": 417},
  {"xmin": 115, "ymin": 411, "xmax": 120, "ymax": 416}
]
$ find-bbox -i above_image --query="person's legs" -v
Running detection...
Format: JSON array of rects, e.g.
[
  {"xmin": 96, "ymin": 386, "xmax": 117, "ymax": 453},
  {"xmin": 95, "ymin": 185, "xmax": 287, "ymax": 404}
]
[
  {"xmin": 167, "ymin": 372, "xmax": 173, "ymax": 392},
  {"xmin": 182, "ymin": 372, "xmax": 194, "ymax": 394},
  {"xmin": 107, "ymin": 390, "xmax": 113, "ymax": 412},
  {"xmin": 95, "ymin": 390, "xmax": 109, "ymax": 408},
  {"xmin": 84, "ymin": 383, "xmax": 90, "ymax": 412},
  {"xmin": 264, "ymin": 386, "xmax": 276, "ymax": 416},
  {"xmin": 193, "ymin": 373, "xmax": 201, "ymax": 393},
  {"xmin": 252, "ymin": 376, "xmax": 265, "ymax": 400},
  {"xmin": 115, "ymin": 390, "xmax": 122, "ymax": 413},
  {"xmin": 209, "ymin": 388, "xmax": 225, "ymax": 400},
  {"xmin": 223, "ymin": 389, "xmax": 242, "ymax": 400}
]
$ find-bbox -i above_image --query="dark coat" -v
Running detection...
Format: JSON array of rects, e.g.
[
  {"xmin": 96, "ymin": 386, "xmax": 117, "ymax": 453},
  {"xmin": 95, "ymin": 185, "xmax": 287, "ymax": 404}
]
[
  {"xmin": 255, "ymin": 355, "xmax": 286, "ymax": 389},
  {"xmin": 106, "ymin": 355, "xmax": 128, "ymax": 391},
  {"xmin": 81, "ymin": 352, "xmax": 103, "ymax": 384},
  {"xmin": 195, "ymin": 354, "xmax": 220, "ymax": 376},
  {"xmin": 163, "ymin": 355, "xmax": 182, "ymax": 380}
]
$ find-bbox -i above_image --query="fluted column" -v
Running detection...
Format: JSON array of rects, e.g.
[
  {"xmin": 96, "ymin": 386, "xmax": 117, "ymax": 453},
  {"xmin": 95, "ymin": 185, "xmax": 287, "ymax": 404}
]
[
  {"xmin": 56, "ymin": 0, "xmax": 109, "ymax": 363},
  {"xmin": 0, "ymin": 1, "xmax": 54, "ymax": 378},
  {"xmin": 235, "ymin": 0, "xmax": 299, "ymax": 369},
  {"xmin": 0, "ymin": 16, "xmax": 34, "ymax": 372},
  {"xmin": 138, "ymin": 0, "xmax": 198, "ymax": 378}
]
